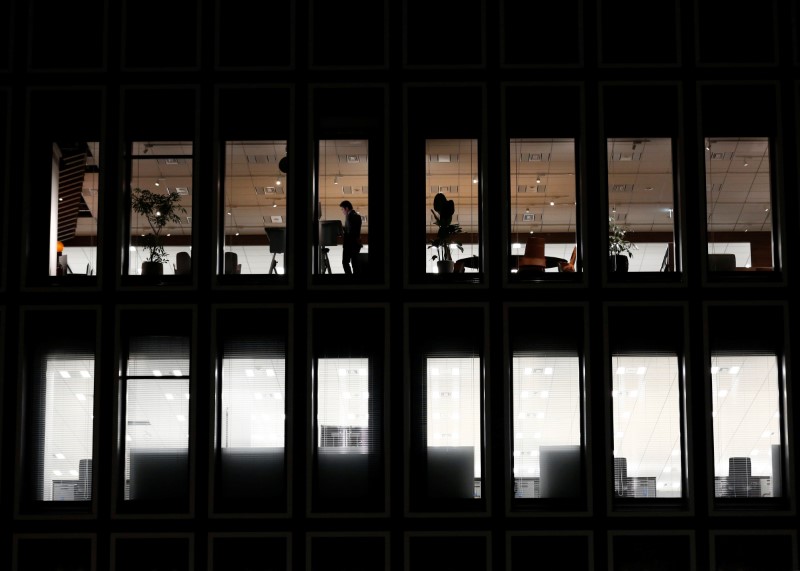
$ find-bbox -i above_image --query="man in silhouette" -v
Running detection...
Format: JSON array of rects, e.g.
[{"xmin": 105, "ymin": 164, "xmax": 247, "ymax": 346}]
[{"xmin": 339, "ymin": 200, "xmax": 363, "ymax": 275}]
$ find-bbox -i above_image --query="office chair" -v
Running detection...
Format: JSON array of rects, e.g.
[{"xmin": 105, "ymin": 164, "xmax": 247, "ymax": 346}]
[{"xmin": 174, "ymin": 251, "xmax": 191, "ymax": 275}]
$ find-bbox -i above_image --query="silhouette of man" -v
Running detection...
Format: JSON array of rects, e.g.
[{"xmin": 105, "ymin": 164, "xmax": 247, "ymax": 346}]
[{"xmin": 339, "ymin": 200, "xmax": 362, "ymax": 275}]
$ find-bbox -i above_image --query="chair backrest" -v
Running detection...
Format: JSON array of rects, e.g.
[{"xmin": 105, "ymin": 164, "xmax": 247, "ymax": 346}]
[
  {"xmin": 519, "ymin": 236, "xmax": 546, "ymax": 269},
  {"xmin": 224, "ymin": 251, "xmax": 239, "ymax": 274},
  {"xmin": 265, "ymin": 227, "xmax": 286, "ymax": 253},
  {"xmin": 559, "ymin": 246, "xmax": 577, "ymax": 272},
  {"xmin": 708, "ymin": 253, "xmax": 736, "ymax": 271},
  {"xmin": 175, "ymin": 252, "xmax": 191, "ymax": 275}
]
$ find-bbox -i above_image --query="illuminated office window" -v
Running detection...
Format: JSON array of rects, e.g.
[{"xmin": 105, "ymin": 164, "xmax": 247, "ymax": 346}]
[
  {"xmin": 126, "ymin": 141, "xmax": 193, "ymax": 277},
  {"xmin": 511, "ymin": 356, "xmax": 581, "ymax": 499},
  {"xmin": 425, "ymin": 139, "xmax": 479, "ymax": 274},
  {"xmin": 705, "ymin": 137, "xmax": 774, "ymax": 272},
  {"xmin": 221, "ymin": 141, "xmax": 288, "ymax": 276},
  {"xmin": 425, "ymin": 356, "xmax": 482, "ymax": 499},
  {"xmin": 712, "ymin": 354, "xmax": 783, "ymax": 498},
  {"xmin": 50, "ymin": 141, "xmax": 100, "ymax": 277},
  {"xmin": 612, "ymin": 355, "xmax": 683, "ymax": 498},
  {"xmin": 217, "ymin": 341, "xmax": 286, "ymax": 510},
  {"xmin": 316, "ymin": 140, "xmax": 369, "ymax": 275},
  {"xmin": 122, "ymin": 336, "xmax": 190, "ymax": 503},
  {"xmin": 37, "ymin": 354, "xmax": 95, "ymax": 502},
  {"xmin": 607, "ymin": 138, "xmax": 677, "ymax": 273},
  {"xmin": 509, "ymin": 138, "xmax": 578, "ymax": 275}
]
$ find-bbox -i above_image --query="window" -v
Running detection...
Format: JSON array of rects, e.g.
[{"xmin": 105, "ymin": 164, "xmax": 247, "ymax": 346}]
[
  {"xmin": 712, "ymin": 354, "xmax": 782, "ymax": 498},
  {"xmin": 512, "ymin": 355, "xmax": 581, "ymax": 499},
  {"xmin": 509, "ymin": 138, "xmax": 578, "ymax": 276},
  {"xmin": 221, "ymin": 141, "xmax": 288, "ymax": 276},
  {"xmin": 705, "ymin": 137, "xmax": 775, "ymax": 272},
  {"xmin": 216, "ymin": 332, "xmax": 287, "ymax": 512},
  {"xmin": 607, "ymin": 138, "xmax": 677, "ymax": 273},
  {"xmin": 612, "ymin": 354, "xmax": 683, "ymax": 499},
  {"xmin": 508, "ymin": 305, "xmax": 586, "ymax": 508},
  {"xmin": 408, "ymin": 306, "xmax": 486, "ymax": 511},
  {"xmin": 315, "ymin": 139, "xmax": 369, "ymax": 276},
  {"xmin": 426, "ymin": 139, "xmax": 479, "ymax": 274},
  {"xmin": 20, "ymin": 311, "xmax": 96, "ymax": 511},
  {"xmin": 311, "ymin": 307, "xmax": 385, "ymax": 512},
  {"xmin": 125, "ymin": 141, "xmax": 193, "ymax": 278},
  {"xmin": 51, "ymin": 141, "xmax": 100, "ymax": 278},
  {"xmin": 119, "ymin": 333, "xmax": 191, "ymax": 509}
]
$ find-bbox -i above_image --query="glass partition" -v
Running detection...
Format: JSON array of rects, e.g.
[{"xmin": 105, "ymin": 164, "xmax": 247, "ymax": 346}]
[
  {"xmin": 509, "ymin": 138, "xmax": 578, "ymax": 275},
  {"xmin": 221, "ymin": 141, "xmax": 288, "ymax": 275},
  {"xmin": 607, "ymin": 138, "xmax": 677, "ymax": 273},
  {"xmin": 126, "ymin": 141, "xmax": 193, "ymax": 277},
  {"xmin": 705, "ymin": 137, "xmax": 774, "ymax": 272}
]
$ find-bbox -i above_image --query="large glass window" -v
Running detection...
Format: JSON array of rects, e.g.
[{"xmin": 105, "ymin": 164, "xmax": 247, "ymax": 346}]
[
  {"xmin": 612, "ymin": 355, "xmax": 683, "ymax": 499},
  {"xmin": 50, "ymin": 141, "xmax": 100, "ymax": 277},
  {"xmin": 120, "ymin": 335, "xmax": 190, "ymax": 507},
  {"xmin": 509, "ymin": 138, "xmax": 578, "ymax": 275},
  {"xmin": 20, "ymin": 312, "xmax": 96, "ymax": 511},
  {"xmin": 425, "ymin": 139, "xmax": 479, "ymax": 274},
  {"xmin": 126, "ymin": 141, "xmax": 193, "ymax": 278},
  {"xmin": 607, "ymin": 138, "xmax": 677, "ymax": 273},
  {"xmin": 511, "ymin": 356, "xmax": 581, "ymax": 499},
  {"xmin": 712, "ymin": 354, "xmax": 783, "ymax": 498},
  {"xmin": 705, "ymin": 137, "xmax": 775, "ymax": 272},
  {"xmin": 315, "ymin": 139, "xmax": 370, "ymax": 275},
  {"xmin": 221, "ymin": 141, "xmax": 288, "ymax": 276}
]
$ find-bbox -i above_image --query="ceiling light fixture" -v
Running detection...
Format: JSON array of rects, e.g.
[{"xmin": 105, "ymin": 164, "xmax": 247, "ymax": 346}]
[
  {"xmin": 272, "ymin": 201, "xmax": 277, "ymax": 208},
  {"xmin": 334, "ymin": 175, "xmax": 340, "ymax": 185},
  {"xmin": 536, "ymin": 175, "xmax": 541, "ymax": 184}
]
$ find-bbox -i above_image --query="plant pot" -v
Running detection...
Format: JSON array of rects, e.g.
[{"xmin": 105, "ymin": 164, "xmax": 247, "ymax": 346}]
[
  {"xmin": 608, "ymin": 255, "xmax": 629, "ymax": 273},
  {"xmin": 436, "ymin": 260, "xmax": 455, "ymax": 274},
  {"xmin": 141, "ymin": 261, "xmax": 164, "ymax": 276}
]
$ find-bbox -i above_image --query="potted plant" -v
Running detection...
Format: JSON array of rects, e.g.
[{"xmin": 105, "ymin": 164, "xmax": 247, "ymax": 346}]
[
  {"xmin": 427, "ymin": 191, "xmax": 464, "ymax": 274},
  {"xmin": 608, "ymin": 215, "xmax": 638, "ymax": 272},
  {"xmin": 130, "ymin": 187, "xmax": 186, "ymax": 276}
]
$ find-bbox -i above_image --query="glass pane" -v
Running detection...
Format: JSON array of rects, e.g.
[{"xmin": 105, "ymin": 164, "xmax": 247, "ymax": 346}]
[
  {"xmin": 52, "ymin": 141, "xmax": 100, "ymax": 277},
  {"xmin": 607, "ymin": 138, "xmax": 677, "ymax": 273},
  {"xmin": 124, "ymin": 337, "xmax": 190, "ymax": 502},
  {"xmin": 316, "ymin": 140, "xmax": 369, "ymax": 275},
  {"xmin": 221, "ymin": 357, "xmax": 286, "ymax": 449},
  {"xmin": 612, "ymin": 355, "xmax": 683, "ymax": 498},
  {"xmin": 426, "ymin": 139, "xmax": 479, "ymax": 274},
  {"xmin": 222, "ymin": 141, "xmax": 288, "ymax": 275},
  {"xmin": 426, "ymin": 356, "xmax": 482, "ymax": 498},
  {"xmin": 705, "ymin": 137, "xmax": 774, "ymax": 271},
  {"xmin": 511, "ymin": 356, "xmax": 581, "ymax": 498},
  {"xmin": 509, "ymin": 138, "xmax": 578, "ymax": 275},
  {"xmin": 712, "ymin": 354, "xmax": 782, "ymax": 498},
  {"xmin": 127, "ymin": 141, "xmax": 193, "ymax": 277},
  {"xmin": 317, "ymin": 358, "xmax": 371, "ymax": 450},
  {"xmin": 42, "ymin": 357, "xmax": 94, "ymax": 501}
]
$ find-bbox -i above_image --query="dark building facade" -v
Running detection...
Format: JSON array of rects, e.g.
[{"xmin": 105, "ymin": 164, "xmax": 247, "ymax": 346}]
[{"xmin": 2, "ymin": 0, "xmax": 799, "ymax": 569}]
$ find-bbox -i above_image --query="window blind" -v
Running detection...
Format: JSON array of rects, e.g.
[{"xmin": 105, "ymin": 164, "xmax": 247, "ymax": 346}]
[{"xmin": 123, "ymin": 335, "xmax": 190, "ymax": 503}]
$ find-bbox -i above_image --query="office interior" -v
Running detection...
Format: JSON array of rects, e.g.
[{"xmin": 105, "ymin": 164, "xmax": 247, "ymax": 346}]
[{"xmin": 2, "ymin": 1, "xmax": 800, "ymax": 570}]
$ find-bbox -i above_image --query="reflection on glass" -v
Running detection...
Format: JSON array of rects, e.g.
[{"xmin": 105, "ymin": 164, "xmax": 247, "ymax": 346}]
[
  {"xmin": 705, "ymin": 137, "xmax": 774, "ymax": 271},
  {"xmin": 426, "ymin": 139, "xmax": 479, "ymax": 274},
  {"xmin": 426, "ymin": 356, "xmax": 482, "ymax": 498},
  {"xmin": 612, "ymin": 355, "xmax": 683, "ymax": 498},
  {"xmin": 509, "ymin": 138, "xmax": 577, "ymax": 274},
  {"xmin": 42, "ymin": 357, "xmax": 95, "ymax": 501},
  {"xmin": 607, "ymin": 138, "xmax": 676, "ymax": 273},
  {"xmin": 222, "ymin": 141, "xmax": 288, "ymax": 275},
  {"xmin": 51, "ymin": 142, "xmax": 100, "ymax": 277},
  {"xmin": 127, "ymin": 141, "xmax": 193, "ymax": 276},
  {"xmin": 511, "ymin": 356, "xmax": 581, "ymax": 498},
  {"xmin": 712, "ymin": 354, "xmax": 782, "ymax": 498},
  {"xmin": 316, "ymin": 140, "xmax": 369, "ymax": 275},
  {"xmin": 317, "ymin": 358, "xmax": 371, "ymax": 451}
]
